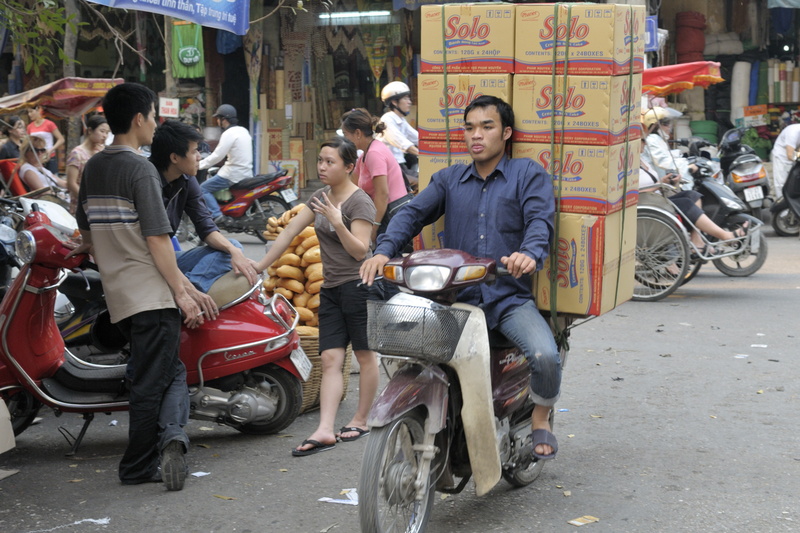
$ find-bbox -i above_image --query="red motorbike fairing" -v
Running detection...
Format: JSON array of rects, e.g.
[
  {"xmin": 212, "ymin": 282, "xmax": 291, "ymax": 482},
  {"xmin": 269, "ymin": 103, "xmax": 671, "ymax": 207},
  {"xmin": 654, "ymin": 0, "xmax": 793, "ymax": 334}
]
[
  {"xmin": 180, "ymin": 294, "xmax": 301, "ymax": 384},
  {"xmin": 219, "ymin": 176, "xmax": 292, "ymax": 218},
  {"xmin": 367, "ymin": 363, "xmax": 449, "ymax": 431}
]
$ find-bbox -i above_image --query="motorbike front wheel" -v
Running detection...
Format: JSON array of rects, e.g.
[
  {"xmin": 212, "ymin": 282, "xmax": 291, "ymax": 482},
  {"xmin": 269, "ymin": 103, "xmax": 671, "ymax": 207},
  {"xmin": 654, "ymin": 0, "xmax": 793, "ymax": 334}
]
[
  {"xmin": 248, "ymin": 196, "xmax": 291, "ymax": 244},
  {"xmin": 2, "ymin": 388, "xmax": 41, "ymax": 436},
  {"xmin": 235, "ymin": 365, "xmax": 302, "ymax": 435},
  {"xmin": 713, "ymin": 216, "xmax": 768, "ymax": 277},
  {"xmin": 771, "ymin": 205, "xmax": 800, "ymax": 237},
  {"xmin": 360, "ymin": 411, "xmax": 436, "ymax": 533}
]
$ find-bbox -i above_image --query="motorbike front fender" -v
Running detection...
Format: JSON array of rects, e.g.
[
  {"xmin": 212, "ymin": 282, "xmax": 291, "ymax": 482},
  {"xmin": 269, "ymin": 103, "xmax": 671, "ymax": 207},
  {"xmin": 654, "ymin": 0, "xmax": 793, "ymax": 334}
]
[
  {"xmin": 368, "ymin": 363, "xmax": 449, "ymax": 434},
  {"xmin": 770, "ymin": 198, "xmax": 787, "ymax": 213}
]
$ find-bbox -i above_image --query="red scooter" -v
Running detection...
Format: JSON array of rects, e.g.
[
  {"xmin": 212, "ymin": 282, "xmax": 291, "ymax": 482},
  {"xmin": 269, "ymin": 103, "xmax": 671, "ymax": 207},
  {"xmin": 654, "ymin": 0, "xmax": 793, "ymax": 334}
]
[
  {"xmin": 208, "ymin": 168, "xmax": 299, "ymax": 243},
  {"xmin": 0, "ymin": 205, "xmax": 311, "ymax": 454}
]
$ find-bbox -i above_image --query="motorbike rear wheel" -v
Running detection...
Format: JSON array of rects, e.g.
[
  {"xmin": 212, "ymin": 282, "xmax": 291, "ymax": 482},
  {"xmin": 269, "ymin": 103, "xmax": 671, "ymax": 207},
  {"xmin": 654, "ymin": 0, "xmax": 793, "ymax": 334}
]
[
  {"xmin": 771, "ymin": 205, "xmax": 800, "ymax": 237},
  {"xmin": 248, "ymin": 196, "xmax": 291, "ymax": 244},
  {"xmin": 502, "ymin": 408, "xmax": 554, "ymax": 488},
  {"xmin": 236, "ymin": 365, "xmax": 302, "ymax": 435},
  {"xmin": 2, "ymin": 388, "xmax": 41, "ymax": 436},
  {"xmin": 360, "ymin": 411, "xmax": 435, "ymax": 533},
  {"xmin": 633, "ymin": 211, "xmax": 690, "ymax": 301}
]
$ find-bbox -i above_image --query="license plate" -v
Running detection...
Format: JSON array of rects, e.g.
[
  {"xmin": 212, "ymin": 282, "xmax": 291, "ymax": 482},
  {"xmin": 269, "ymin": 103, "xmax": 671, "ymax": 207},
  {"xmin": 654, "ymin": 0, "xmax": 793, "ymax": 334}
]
[
  {"xmin": 290, "ymin": 347, "xmax": 312, "ymax": 382},
  {"xmin": 744, "ymin": 186, "xmax": 763, "ymax": 202},
  {"xmin": 280, "ymin": 189, "xmax": 298, "ymax": 203}
]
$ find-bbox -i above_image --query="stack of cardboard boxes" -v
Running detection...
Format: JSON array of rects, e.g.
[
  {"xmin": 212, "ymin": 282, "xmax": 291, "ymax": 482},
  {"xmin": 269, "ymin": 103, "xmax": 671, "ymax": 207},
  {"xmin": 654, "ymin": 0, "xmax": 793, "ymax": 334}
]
[{"xmin": 416, "ymin": 2, "xmax": 645, "ymax": 317}]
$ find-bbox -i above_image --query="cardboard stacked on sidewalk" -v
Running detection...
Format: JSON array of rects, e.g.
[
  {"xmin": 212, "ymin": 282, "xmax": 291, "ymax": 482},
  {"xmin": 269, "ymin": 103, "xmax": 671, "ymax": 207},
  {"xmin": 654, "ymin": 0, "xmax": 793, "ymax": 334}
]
[{"xmin": 414, "ymin": 2, "xmax": 644, "ymax": 317}]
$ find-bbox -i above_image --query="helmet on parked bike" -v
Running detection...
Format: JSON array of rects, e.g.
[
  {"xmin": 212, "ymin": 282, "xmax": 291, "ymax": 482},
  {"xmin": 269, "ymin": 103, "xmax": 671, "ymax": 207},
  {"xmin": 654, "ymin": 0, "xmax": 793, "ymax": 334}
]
[{"xmin": 213, "ymin": 104, "xmax": 238, "ymax": 121}]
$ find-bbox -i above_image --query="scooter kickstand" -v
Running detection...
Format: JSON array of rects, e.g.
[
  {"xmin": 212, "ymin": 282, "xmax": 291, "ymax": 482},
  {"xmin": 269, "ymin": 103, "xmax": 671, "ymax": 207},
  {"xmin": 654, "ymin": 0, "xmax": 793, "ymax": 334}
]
[{"xmin": 58, "ymin": 412, "xmax": 95, "ymax": 456}]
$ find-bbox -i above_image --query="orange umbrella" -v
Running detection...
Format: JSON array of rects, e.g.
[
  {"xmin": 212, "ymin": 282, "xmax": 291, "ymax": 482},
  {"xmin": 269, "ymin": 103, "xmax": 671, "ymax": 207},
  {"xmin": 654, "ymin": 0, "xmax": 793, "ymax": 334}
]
[{"xmin": 642, "ymin": 61, "xmax": 724, "ymax": 96}]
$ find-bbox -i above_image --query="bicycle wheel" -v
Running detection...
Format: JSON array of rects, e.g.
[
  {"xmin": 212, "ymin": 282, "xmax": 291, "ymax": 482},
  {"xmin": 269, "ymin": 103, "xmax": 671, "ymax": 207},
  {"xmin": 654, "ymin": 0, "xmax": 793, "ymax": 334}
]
[{"xmin": 633, "ymin": 211, "xmax": 690, "ymax": 301}]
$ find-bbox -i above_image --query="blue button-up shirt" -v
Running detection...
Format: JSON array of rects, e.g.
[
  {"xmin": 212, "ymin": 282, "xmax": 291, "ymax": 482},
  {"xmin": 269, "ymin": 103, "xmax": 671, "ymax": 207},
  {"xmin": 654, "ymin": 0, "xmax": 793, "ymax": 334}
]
[{"xmin": 374, "ymin": 156, "xmax": 554, "ymax": 329}]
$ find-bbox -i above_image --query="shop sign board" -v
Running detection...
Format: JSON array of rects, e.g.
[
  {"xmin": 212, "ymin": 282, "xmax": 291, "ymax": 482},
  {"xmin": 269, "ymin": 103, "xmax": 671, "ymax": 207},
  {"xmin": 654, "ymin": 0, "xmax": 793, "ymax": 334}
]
[
  {"xmin": 87, "ymin": 0, "xmax": 250, "ymax": 36},
  {"xmin": 159, "ymin": 97, "xmax": 180, "ymax": 118}
]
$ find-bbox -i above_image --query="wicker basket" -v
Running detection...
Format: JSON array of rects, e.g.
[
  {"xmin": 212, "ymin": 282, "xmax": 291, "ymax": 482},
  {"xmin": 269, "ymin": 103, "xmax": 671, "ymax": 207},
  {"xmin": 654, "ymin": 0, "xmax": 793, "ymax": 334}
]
[{"xmin": 298, "ymin": 336, "xmax": 353, "ymax": 414}]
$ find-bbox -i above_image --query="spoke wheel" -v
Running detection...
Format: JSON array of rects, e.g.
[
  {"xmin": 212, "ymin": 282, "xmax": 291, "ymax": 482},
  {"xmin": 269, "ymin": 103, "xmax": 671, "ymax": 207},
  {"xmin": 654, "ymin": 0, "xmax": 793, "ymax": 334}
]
[
  {"xmin": 360, "ymin": 411, "xmax": 435, "ymax": 533},
  {"xmin": 236, "ymin": 365, "xmax": 302, "ymax": 435},
  {"xmin": 681, "ymin": 258, "xmax": 703, "ymax": 286},
  {"xmin": 633, "ymin": 211, "xmax": 690, "ymax": 301},
  {"xmin": 247, "ymin": 196, "xmax": 291, "ymax": 243},
  {"xmin": 2, "ymin": 388, "xmax": 41, "ymax": 436},
  {"xmin": 713, "ymin": 217, "xmax": 768, "ymax": 277}
]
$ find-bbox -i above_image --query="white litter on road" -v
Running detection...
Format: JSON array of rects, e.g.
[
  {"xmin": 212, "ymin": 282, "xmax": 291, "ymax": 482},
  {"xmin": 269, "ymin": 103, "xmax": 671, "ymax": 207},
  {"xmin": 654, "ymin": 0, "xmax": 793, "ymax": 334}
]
[
  {"xmin": 23, "ymin": 518, "xmax": 111, "ymax": 532},
  {"xmin": 192, "ymin": 471, "xmax": 211, "ymax": 477},
  {"xmin": 319, "ymin": 488, "xmax": 358, "ymax": 505}
]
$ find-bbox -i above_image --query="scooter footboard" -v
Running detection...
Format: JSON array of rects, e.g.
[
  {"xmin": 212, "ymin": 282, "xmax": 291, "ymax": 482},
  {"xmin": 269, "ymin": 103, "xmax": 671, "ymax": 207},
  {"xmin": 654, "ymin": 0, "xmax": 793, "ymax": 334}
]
[{"xmin": 367, "ymin": 363, "xmax": 448, "ymax": 435}]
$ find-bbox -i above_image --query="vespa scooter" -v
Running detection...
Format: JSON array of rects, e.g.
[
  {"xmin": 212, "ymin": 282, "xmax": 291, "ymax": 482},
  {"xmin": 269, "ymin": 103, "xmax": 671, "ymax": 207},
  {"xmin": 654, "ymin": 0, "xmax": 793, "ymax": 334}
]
[
  {"xmin": 0, "ymin": 205, "xmax": 311, "ymax": 453},
  {"xmin": 358, "ymin": 249, "xmax": 570, "ymax": 533}
]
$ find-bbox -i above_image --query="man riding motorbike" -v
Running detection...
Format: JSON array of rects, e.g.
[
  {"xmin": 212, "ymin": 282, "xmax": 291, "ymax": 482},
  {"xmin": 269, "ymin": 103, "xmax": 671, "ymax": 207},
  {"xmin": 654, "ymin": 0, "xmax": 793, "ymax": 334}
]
[
  {"xmin": 361, "ymin": 95, "xmax": 561, "ymax": 460},
  {"xmin": 198, "ymin": 104, "xmax": 254, "ymax": 224},
  {"xmin": 151, "ymin": 119, "xmax": 260, "ymax": 292}
]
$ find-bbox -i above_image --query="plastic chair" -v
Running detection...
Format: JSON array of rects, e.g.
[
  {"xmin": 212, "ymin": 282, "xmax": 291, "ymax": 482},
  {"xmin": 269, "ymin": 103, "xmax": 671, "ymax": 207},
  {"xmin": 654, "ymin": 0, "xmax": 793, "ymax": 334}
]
[{"xmin": 0, "ymin": 159, "xmax": 28, "ymax": 196}]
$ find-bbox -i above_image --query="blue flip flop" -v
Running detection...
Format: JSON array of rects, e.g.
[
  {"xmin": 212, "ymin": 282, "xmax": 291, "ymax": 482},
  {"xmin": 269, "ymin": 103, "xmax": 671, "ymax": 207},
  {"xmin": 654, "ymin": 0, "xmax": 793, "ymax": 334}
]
[
  {"xmin": 338, "ymin": 426, "xmax": 370, "ymax": 442},
  {"xmin": 531, "ymin": 429, "xmax": 558, "ymax": 461}
]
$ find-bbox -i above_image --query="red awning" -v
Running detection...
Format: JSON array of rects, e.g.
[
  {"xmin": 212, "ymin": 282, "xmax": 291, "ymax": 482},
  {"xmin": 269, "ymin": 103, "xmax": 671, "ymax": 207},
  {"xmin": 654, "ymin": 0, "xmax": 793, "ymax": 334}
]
[
  {"xmin": 642, "ymin": 62, "xmax": 724, "ymax": 97},
  {"xmin": 0, "ymin": 77, "xmax": 123, "ymax": 119}
]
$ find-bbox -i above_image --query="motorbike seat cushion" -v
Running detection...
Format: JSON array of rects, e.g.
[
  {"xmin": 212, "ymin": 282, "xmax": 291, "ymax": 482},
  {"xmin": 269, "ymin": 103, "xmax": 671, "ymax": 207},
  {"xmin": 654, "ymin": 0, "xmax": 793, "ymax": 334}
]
[
  {"xmin": 207, "ymin": 270, "xmax": 254, "ymax": 308},
  {"xmin": 229, "ymin": 170, "xmax": 287, "ymax": 191}
]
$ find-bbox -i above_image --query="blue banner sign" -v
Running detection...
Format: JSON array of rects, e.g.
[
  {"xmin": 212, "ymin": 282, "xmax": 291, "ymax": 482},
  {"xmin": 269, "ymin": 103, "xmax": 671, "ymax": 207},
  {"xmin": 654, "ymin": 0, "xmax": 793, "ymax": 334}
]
[
  {"xmin": 88, "ymin": 0, "xmax": 249, "ymax": 36},
  {"xmin": 644, "ymin": 16, "xmax": 658, "ymax": 53}
]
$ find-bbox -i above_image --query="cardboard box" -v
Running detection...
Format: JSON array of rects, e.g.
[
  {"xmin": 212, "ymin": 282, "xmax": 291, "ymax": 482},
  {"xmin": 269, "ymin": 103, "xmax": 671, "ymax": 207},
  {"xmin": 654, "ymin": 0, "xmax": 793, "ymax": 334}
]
[
  {"xmin": 512, "ymin": 73, "xmax": 642, "ymax": 145},
  {"xmin": 534, "ymin": 207, "xmax": 636, "ymax": 316},
  {"xmin": 421, "ymin": 4, "xmax": 515, "ymax": 74},
  {"xmin": 419, "ymin": 139, "xmax": 470, "ymax": 157},
  {"xmin": 417, "ymin": 74, "xmax": 513, "ymax": 141},
  {"xmin": 513, "ymin": 142, "xmax": 639, "ymax": 215},
  {"xmin": 515, "ymin": 3, "xmax": 645, "ymax": 75}
]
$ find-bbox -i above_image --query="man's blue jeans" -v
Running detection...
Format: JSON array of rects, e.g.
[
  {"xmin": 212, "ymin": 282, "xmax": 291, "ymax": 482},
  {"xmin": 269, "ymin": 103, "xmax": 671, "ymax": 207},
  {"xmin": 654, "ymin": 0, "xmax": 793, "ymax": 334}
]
[
  {"xmin": 495, "ymin": 300, "xmax": 561, "ymax": 406},
  {"xmin": 176, "ymin": 240, "xmax": 243, "ymax": 293},
  {"xmin": 200, "ymin": 175, "xmax": 232, "ymax": 218}
]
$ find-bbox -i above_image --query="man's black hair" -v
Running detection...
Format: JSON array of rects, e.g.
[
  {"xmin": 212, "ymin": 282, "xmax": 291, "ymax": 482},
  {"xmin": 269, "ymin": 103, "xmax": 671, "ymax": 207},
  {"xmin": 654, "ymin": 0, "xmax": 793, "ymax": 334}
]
[
  {"xmin": 149, "ymin": 120, "xmax": 203, "ymax": 172},
  {"xmin": 102, "ymin": 83, "xmax": 158, "ymax": 136},
  {"xmin": 464, "ymin": 95, "xmax": 515, "ymax": 131}
]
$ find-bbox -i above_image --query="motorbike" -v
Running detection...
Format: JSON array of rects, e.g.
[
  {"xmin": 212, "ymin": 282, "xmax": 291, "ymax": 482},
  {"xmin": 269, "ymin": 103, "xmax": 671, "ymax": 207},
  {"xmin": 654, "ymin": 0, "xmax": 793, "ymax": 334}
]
[
  {"xmin": 718, "ymin": 127, "xmax": 772, "ymax": 221},
  {"xmin": 203, "ymin": 167, "xmax": 299, "ymax": 243},
  {"xmin": 633, "ymin": 143, "xmax": 766, "ymax": 302},
  {"xmin": 0, "ymin": 204, "xmax": 311, "ymax": 454},
  {"xmin": 358, "ymin": 248, "xmax": 570, "ymax": 532},
  {"xmin": 769, "ymin": 155, "xmax": 800, "ymax": 237}
]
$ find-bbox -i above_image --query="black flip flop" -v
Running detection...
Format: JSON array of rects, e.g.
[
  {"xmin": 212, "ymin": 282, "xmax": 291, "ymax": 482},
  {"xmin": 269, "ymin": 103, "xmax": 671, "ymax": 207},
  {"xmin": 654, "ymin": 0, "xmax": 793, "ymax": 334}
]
[
  {"xmin": 292, "ymin": 439, "xmax": 336, "ymax": 457},
  {"xmin": 338, "ymin": 426, "xmax": 370, "ymax": 442},
  {"xmin": 531, "ymin": 429, "xmax": 558, "ymax": 461}
]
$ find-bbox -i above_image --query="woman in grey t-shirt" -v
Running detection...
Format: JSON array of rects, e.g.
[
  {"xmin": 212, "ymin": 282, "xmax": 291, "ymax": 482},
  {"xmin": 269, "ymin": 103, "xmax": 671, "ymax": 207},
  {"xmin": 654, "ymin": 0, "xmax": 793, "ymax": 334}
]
[{"xmin": 255, "ymin": 137, "xmax": 379, "ymax": 456}]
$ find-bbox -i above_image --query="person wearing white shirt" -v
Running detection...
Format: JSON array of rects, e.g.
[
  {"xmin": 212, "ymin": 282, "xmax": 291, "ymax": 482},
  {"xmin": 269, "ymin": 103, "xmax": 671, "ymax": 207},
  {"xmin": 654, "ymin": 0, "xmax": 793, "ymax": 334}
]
[
  {"xmin": 771, "ymin": 123, "xmax": 800, "ymax": 199},
  {"xmin": 377, "ymin": 82, "xmax": 419, "ymax": 191},
  {"xmin": 199, "ymin": 104, "xmax": 253, "ymax": 221}
]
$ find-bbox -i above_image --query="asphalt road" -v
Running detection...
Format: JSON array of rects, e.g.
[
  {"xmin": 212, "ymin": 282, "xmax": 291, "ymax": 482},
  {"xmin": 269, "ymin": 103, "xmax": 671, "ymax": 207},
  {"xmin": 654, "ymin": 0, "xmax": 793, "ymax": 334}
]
[{"xmin": 0, "ymin": 230, "xmax": 798, "ymax": 533}]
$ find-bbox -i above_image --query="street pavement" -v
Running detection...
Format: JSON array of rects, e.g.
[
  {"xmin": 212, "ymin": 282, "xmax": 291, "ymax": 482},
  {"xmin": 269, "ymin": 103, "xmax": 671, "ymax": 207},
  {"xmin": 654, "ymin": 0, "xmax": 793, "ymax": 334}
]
[{"xmin": 0, "ymin": 229, "xmax": 798, "ymax": 533}]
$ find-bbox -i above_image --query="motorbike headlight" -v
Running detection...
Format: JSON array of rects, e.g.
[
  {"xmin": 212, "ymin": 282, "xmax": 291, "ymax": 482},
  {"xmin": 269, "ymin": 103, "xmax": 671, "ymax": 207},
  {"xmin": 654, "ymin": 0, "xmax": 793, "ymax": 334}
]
[
  {"xmin": 15, "ymin": 230, "xmax": 36, "ymax": 264},
  {"xmin": 405, "ymin": 265, "xmax": 451, "ymax": 292}
]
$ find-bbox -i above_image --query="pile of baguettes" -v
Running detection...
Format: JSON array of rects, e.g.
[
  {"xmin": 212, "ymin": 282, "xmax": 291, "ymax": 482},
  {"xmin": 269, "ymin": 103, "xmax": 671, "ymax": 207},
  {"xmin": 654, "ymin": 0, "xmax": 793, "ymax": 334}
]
[{"xmin": 262, "ymin": 203, "xmax": 323, "ymax": 336}]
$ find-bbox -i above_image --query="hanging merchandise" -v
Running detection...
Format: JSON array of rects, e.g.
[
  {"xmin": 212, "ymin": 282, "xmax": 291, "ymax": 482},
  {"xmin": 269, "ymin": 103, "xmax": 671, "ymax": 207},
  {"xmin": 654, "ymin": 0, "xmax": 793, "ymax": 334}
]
[
  {"xmin": 172, "ymin": 23, "xmax": 205, "ymax": 79},
  {"xmin": 363, "ymin": 28, "xmax": 390, "ymax": 97},
  {"xmin": 217, "ymin": 30, "xmax": 243, "ymax": 55}
]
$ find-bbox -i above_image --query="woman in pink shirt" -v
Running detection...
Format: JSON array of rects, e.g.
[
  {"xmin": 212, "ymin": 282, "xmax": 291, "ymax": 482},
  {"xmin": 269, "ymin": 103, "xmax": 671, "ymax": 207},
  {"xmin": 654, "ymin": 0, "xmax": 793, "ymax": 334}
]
[{"xmin": 341, "ymin": 108, "xmax": 413, "ymax": 243}]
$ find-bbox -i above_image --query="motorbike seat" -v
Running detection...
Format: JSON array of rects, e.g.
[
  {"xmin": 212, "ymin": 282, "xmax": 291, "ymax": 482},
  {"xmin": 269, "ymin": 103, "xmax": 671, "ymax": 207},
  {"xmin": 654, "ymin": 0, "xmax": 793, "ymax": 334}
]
[
  {"xmin": 60, "ymin": 271, "xmax": 105, "ymax": 301},
  {"xmin": 229, "ymin": 169, "xmax": 289, "ymax": 191},
  {"xmin": 207, "ymin": 270, "xmax": 255, "ymax": 308},
  {"xmin": 488, "ymin": 328, "xmax": 517, "ymax": 349}
]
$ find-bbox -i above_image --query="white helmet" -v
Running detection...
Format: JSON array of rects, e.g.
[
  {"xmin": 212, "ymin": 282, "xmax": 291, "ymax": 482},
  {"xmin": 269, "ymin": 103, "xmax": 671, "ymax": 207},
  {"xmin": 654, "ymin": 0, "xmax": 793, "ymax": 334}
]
[{"xmin": 381, "ymin": 81, "xmax": 411, "ymax": 104}]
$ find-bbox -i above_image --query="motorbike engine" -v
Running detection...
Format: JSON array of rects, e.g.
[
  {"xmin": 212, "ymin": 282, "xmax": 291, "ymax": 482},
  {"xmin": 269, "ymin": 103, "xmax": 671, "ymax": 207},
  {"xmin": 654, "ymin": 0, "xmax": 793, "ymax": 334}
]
[
  {"xmin": 189, "ymin": 382, "xmax": 278, "ymax": 424},
  {"xmin": 495, "ymin": 417, "xmax": 511, "ymax": 464}
]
